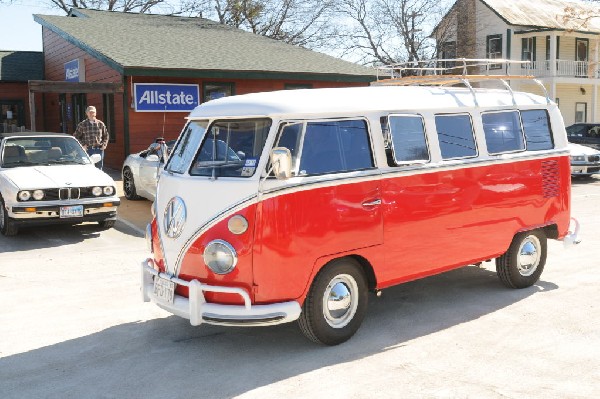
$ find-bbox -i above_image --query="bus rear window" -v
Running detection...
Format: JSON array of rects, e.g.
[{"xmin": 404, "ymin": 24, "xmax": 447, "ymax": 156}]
[{"xmin": 521, "ymin": 110, "xmax": 554, "ymax": 151}]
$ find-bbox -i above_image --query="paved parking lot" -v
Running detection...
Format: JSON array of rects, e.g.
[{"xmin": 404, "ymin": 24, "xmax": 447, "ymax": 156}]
[{"xmin": 0, "ymin": 176, "xmax": 599, "ymax": 398}]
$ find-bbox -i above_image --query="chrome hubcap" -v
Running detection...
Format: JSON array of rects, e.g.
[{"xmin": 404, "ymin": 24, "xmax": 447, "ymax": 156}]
[
  {"xmin": 323, "ymin": 274, "xmax": 358, "ymax": 328},
  {"xmin": 517, "ymin": 235, "xmax": 541, "ymax": 277}
]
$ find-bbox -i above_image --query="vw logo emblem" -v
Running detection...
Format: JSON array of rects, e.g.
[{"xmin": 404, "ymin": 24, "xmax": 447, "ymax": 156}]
[{"xmin": 163, "ymin": 197, "xmax": 186, "ymax": 238}]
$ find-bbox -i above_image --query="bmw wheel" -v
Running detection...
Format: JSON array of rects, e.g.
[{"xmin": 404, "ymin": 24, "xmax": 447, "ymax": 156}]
[{"xmin": 0, "ymin": 195, "xmax": 18, "ymax": 236}]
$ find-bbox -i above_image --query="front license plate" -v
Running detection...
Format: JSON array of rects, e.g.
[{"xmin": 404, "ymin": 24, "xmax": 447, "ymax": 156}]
[
  {"xmin": 153, "ymin": 277, "xmax": 175, "ymax": 304},
  {"xmin": 60, "ymin": 205, "xmax": 84, "ymax": 218}
]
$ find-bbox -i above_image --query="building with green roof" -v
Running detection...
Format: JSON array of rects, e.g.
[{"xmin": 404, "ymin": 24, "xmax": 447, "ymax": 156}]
[{"xmin": 31, "ymin": 8, "xmax": 376, "ymax": 168}]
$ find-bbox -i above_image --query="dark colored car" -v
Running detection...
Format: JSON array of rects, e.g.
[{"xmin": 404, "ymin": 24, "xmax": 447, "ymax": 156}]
[{"xmin": 566, "ymin": 123, "xmax": 600, "ymax": 150}]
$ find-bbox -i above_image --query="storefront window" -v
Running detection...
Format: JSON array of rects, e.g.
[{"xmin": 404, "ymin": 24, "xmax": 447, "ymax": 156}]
[
  {"xmin": 1, "ymin": 101, "xmax": 25, "ymax": 132},
  {"xmin": 203, "ymin": 83, "xmax": 235, "ymax": 102}
]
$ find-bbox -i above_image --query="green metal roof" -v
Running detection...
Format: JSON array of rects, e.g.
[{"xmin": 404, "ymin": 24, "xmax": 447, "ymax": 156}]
[
  {"xmin": 33, "ymin": 8, "xmax": 376, "ymax": 82},
  {"xmin": 0, "ymin": 51, "xmax": 44, "ymax": 81}
]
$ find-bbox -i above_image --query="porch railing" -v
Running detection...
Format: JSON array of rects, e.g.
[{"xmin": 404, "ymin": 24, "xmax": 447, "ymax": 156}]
[{"xmin": 509, "ymin": 60, "xmax": 600, "ymax": 78}]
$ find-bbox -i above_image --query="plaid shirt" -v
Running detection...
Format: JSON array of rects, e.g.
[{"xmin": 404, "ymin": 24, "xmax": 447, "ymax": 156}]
[{"xmin": 74, "ymin": 119, "xmax": 109, "ymax": 149}]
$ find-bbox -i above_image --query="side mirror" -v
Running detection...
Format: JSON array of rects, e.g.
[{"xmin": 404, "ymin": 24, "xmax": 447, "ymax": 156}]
[
  {"xmin": 270, "ymin": 147, "xmax": 292, "ymax": 180},
  {"xmin": 89, "ymin": 153, "xmax": 102, "ymax": 164}
]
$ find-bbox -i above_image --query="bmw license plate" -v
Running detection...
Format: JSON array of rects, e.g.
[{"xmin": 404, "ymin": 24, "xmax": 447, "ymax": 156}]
[
  {"xmin": 60, "ymin": 205, "xmax": 84, "ymax": 218},
  {"xmin": 153, "ymin": 277, "xmax": 175, "ymax": 304}
]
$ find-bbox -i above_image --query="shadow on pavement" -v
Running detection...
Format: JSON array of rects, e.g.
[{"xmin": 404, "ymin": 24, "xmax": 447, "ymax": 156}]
[{"xmin": 0, "ymin": 265, "xmax": 558, "ymax": 398}]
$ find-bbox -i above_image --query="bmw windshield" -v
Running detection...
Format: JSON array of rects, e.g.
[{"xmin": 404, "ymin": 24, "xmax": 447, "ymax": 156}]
[
  {"xmin": 1, "ymin": 136, "xmax": 90, "ymax": 168},
  {"xmin": 166, "ymin": 119, "xmax": 271, "ymax": 178}
]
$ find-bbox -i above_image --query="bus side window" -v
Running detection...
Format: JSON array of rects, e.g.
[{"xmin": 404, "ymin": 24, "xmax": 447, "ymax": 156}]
[
  {"xmin": 388, "ymin": 114, "xmax": 429, "ymax": 164},
  {"xmin": 521, "ymin": 110, "xmax": 554, "ymax": 150},
  {"xmin": 481, "ymin": 110, "xmax": 525, "ymax": 154},
  {"xmin": 299, "ymin": 119, "xmax": 373, "ymax": 175},
  {"xmin": 275, "ymin": 122, "xmax": 303, "ymax": 174},
  {"xmin": 434, "ymin": 114, "xmax": 478, "ymax": 159}
]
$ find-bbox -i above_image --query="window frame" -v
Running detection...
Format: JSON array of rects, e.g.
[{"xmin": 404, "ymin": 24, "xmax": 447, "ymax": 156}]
[
  {"xmin": 386, "ymin": 113, "xmax": 431, "ymax": 165},
  {"xmin": 275, "ymin": 117, "xmax": 376, "ymax": 177},
  {"xmin": 520, "ymin": 109, "xmax": 554, "ymax": 151},
  {"xmin": 202, "ymin": 82, "xmax": 235, "ymax": 103},
  {"xmin": 434, "ymin": 112, "xmax": 479, "ymax": 160},
  {"xmin": 481, "ymin": 109, "xmax": 526, "ymax": 155},
  {"xmin": 486, "ymin": 34, "xmax": 503, "ymax": 70}
]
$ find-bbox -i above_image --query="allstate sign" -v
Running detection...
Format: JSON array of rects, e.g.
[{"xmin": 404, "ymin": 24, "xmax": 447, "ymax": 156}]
[
  {"xmin": 65, "ymin": 58, "xmax": 85, "ymax": 82},
  {"xmin": 134, "ymin": 83, "xmax": 199, "ymax": 112}
]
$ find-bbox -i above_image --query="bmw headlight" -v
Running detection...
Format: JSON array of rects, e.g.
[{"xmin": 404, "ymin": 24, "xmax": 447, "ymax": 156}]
[
  {"xmin": 32, "ymin": 190, "xmax": 44, "ymax": 200},
  {"xmin": 571, "ymin": 155, "xmax": 585, "ymax": 162},
  {"xmin": 203, "ymin": 240, "xmax": 237, "ymax": 274},
  {"xmin": 18, "ymin": 191, "xmax": 31, "ymax": 201},
  {"xmin": 92, "ymin": 186, "xmax": 103, "ymax": 196},
  {"xmin": 103, "ymin": 186, "xmax": 114, "ymax": 196}
]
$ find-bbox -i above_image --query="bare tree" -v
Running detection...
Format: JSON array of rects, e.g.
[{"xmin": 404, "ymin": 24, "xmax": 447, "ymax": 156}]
[
  {"xmin": 334, "ymin": 0, "xmax": 449, "ymax": 66},
  {"xmin": 179, "ymin": 0, "xmax": 339, "ymax": 48},
  {"xmin": 563, "ymin": 0, "xmax": 600, "ymax": 30},
  {"xmin": 9, "ymin": 0, "xmax": 171, "ymax": 14}
]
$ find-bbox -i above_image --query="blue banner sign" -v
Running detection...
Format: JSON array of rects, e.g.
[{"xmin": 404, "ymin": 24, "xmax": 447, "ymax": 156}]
[
  {"xmin": 64, "ymin": 59, "xmax": 84, "ymax": 82},
  {"xmin": 134, "ymin": 83, "xmax": 200, "ymax": 112}
]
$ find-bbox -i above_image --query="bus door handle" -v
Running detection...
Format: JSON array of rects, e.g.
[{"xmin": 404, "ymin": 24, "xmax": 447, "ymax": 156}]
[{"xmin": 362, "ymin": 199, "xmax": 382, "ymax": 207}]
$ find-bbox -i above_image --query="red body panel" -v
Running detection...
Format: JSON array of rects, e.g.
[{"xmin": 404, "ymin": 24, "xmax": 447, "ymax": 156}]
[{"xmin": 151, "ymin": 155, "xmax": 570, "ymax": 306}]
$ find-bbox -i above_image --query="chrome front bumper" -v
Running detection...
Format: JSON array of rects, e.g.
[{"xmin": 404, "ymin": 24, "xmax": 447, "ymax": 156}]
[{"xmin": 141, "ymin": 258, "xmax": 302, "ymax": 326}]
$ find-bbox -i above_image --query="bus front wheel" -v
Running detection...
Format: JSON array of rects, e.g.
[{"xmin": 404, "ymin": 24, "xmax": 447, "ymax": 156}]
[{"xmin": 298, "ymin": 258, "xmax": 368, "ymax": 345}]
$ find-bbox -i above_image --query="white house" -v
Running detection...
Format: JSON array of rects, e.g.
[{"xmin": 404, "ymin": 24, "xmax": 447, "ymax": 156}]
[{"xmin": 435, "ymin": 0, "xmax": 600, "ymax": 125}]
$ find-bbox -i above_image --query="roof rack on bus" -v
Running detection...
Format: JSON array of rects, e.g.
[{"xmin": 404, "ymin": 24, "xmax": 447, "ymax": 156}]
[{"xmin": 373, "ymin": 58, "xmax": 551, "ymax": 106}]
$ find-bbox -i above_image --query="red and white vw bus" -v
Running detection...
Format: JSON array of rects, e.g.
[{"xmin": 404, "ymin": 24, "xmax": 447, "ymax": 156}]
[{"xmin": 141, "ymin": 76, "xmax": 579, "ymax": 345}]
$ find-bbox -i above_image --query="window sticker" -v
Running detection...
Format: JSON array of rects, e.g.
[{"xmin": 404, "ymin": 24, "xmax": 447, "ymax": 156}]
[{"xmin": 241, "ymin": 158, "xmax": 257, "ymax": 176}]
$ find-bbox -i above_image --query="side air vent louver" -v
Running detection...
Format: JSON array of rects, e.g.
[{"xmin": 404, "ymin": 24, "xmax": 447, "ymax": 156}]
[{"xmin": 541, "ymin": 160, "xmax": 560, "ymax": 198}]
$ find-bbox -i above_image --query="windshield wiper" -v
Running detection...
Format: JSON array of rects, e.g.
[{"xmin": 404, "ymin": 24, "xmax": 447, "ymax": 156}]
[
  {"xmin": 47, "ymin": 159, "xmax": 86, "ymax": 165},
  {"xmin": 1, "ymin": 160, "xmax": 37, "ymax": 167},
  {"xmin": 197, "ymin": 160, "xmax": 244, "ymax": 168}
]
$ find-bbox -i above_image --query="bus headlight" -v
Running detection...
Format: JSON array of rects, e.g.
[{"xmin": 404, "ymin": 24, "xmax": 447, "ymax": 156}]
[{"xmin": 203, "ymin": 240, "xmax": 237, "ymax": 275}]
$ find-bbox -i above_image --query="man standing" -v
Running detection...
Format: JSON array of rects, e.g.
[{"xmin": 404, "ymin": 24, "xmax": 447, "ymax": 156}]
[{"xmin": 74, "ymin": 105, "xmax": 109, "ymax": 169}]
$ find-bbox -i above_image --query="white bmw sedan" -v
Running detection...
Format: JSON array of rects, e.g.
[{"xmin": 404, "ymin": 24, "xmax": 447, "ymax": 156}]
[
  {"xmin": 569, "ymin": 142, "xmax": 600, "ymax": 177},
  {"xmin": 0, "ymin": 132, "xmax": 120, "ymax": 236}
]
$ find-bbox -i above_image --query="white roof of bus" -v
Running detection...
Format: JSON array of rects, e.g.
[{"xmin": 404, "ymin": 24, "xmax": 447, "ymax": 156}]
[{"xmin": 188, "ymin": 86, "xmax": 550, "ymax": 119}]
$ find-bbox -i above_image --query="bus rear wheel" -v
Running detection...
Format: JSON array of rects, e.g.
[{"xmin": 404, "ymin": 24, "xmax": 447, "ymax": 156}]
[
  {"xmin": 298, "ymin": 258, "xmax": 368, "ymax": 345},
  {"xmin": 496, "ymin": 230, "xmax": 546, "ymax": 288}
]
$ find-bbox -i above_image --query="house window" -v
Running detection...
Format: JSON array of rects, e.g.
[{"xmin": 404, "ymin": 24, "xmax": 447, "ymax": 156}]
[
  {"xmin": 575, "ymin": 102, "xmax": 587, "ymax": 123},
  {"xmin": 440, "ymin": 41, "xmax": 456, "ymax": 72},
  {"xmin": 521, "ymin": 37, "xmax": 536, "ymax": 68},
  {"xmin": 203, "ymin": 83, "xmax": 235, "ymax": 102},
  {"xmin": 486, "ymin": 34, "xmax": 503, "ymax": 70}
]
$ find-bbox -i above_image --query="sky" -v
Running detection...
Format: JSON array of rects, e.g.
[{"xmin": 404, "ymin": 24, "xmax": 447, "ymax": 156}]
[{"xmin": 0, "ymin": 2, "xmax": 65, "ymax": 52}]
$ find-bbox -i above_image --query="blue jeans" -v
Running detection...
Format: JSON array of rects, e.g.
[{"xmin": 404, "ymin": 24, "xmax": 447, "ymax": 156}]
[{"xmin": 87, "ymin": 147, "xmax": 104, "ymax": 170}]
